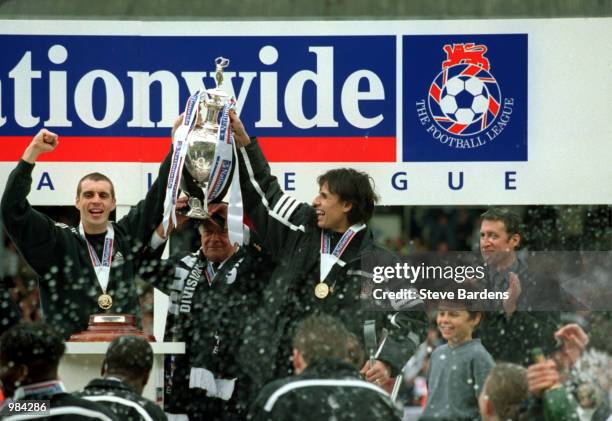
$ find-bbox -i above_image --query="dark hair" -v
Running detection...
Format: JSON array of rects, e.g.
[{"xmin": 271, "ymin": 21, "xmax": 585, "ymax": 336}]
[
  {"xmin": 292, "ymin": 314, "xmax": 351, "ymax": 365},
  {"xmin": 76, "ymin": 172, "xmax": 115, "ymax": 199},
  {"xmin": 481, "ymin": 207, "xmax": 521, "ymax": 236},
  {"xmin": 484, "ymin": 363, "xmax": 528, "ymax": 421},
  {"xmin": 104, "ymin": 335, "xmax": 153, "ymax": 381},
  {"xmin": 434, "ymin": 283, "xmax": 487, "ymax": 324},
  {"xmin": 0, "ymin": 323, "xmax": 65, "ymax": 372},
  {"xmin": 317, "ymin": 168, "xmax": 379, "ymax": 224},
  {"xmin": 436, "ymin": 302, "xmax": 483, "ymax": 326}
]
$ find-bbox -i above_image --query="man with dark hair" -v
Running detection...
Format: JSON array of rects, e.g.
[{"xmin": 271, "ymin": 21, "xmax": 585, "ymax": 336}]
[
  {"xmin": 141, "ymin": 202, "xmax": 271, "ymax": 420},
  {"xmin": 76, "ymin": 173, "xmax": 116, "ymax": 199},
  {"xmin": 248, "ymin": 314, "xmax": 401, "ymax": 420},
  {"xmin": 480, "ymin": 207, "xmax": 522, "ymax": 311},
  {"xmin": 478, "ymin": 206, "xmax": 560, "ymax": 365},
  {"xmin": 76, "ymin": 335, "xmax": 166, "ymax": 421},
  {"xmin": 0, "ymin": 323, "xmax": 117, "ymax": 420},
  {"xmin": 229, "ymin": 112, "xmax": 426, "ymax": 395},
  {"xmin": 291, "ymin": 313, "xmax": 353, "ymax": 365},
  {"xmin": 481, "ymin": 207, "xmax": 521, "ymax": 239},
  {"xmin": 316, "ymin": 168, "xmax": 378, "ymax": 225},
  {"xmin": 0, "ymin": 129, "xmax": 173, "ymax": 338}
]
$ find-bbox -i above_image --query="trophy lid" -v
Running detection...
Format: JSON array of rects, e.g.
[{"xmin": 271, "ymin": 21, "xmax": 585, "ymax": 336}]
[
  {"xmin": 205, "ymin": 56, "xmax": 230, "ymax": 99},
  {"xmin": 214, "ymin": 56, "xmax": 229, "ymax": 88}
]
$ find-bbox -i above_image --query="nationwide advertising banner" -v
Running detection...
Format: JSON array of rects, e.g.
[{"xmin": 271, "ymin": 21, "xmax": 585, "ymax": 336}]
[{"xmin": 0, "ymin": 19, "xmax": 610, "ymax": 206}]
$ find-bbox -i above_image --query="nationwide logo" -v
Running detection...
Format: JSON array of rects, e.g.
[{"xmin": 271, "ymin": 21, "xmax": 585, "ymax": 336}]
[
  {"xmin": 403, "ymin": 34, "xmax": 527, "ymax": 162},
  {"xmin": 0, "ymin": 34, "xmax": 397, "ymax": 163}
]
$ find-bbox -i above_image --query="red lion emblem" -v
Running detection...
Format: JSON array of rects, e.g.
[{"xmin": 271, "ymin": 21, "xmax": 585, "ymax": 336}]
[{"xmin": 442, "ymin": 43, "xmax": 490, "ymax": 70}]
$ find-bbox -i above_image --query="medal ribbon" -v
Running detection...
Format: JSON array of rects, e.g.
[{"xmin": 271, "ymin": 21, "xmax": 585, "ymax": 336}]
[
  {"xmin": 162, "ymin": 90, "xmax": 201, "ymax": 235},
  {"xmin": 204, "ymin": 261, "xmax": 216, "ymax": 287},
  {"xmin": 79, "ymin": 222, "xmax": 114, "ymax": 294},
  {"xmin": 319, "ymin": 223, "xmax": 366, "ymax": 282}
]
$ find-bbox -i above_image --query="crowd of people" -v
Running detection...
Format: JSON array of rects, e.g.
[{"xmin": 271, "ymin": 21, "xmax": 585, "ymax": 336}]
[{"xmin": 0, "ymin": 115, "xmax": 609, "ymax": 420}]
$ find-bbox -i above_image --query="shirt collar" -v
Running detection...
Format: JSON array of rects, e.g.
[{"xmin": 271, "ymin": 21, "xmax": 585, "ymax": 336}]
[{"xmin": 13, "ymin": 380, "xmax": 65, "ymax": 400}]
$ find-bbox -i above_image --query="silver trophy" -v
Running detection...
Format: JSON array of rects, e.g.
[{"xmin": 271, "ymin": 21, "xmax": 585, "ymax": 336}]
[{"xmin": 181, "ymin": 57, "xmax": 232, "ymax": 219}]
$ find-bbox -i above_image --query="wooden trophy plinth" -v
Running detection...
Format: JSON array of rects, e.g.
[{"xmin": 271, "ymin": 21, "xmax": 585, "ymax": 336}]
[{"xmin": 68, "ymin": 314, "xmax": 156, "ymax": 342}]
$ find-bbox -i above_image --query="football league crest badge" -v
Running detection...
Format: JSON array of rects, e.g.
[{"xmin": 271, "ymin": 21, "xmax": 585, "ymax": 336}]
[
  {"xmin": 428, "ymin": 43, "xmax": 502, "ymax": 136},
  {"xmin": 403, "ymin": 34, "xmax": 527, "ymax": 162}
]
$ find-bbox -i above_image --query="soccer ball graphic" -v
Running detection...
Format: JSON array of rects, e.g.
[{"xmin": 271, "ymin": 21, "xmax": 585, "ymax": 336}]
[
  {"xmin": 428, "ymin": 63, "xmax": 501, "ymax": 135},
  {"xmin": 439, "ymin": 75, "xmax": 490, "ymax": 125}
]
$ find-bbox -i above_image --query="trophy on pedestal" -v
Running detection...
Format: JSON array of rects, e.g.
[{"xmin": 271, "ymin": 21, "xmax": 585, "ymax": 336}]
[
  {"xmin": 180, "ymin": 57, "xmax": 234, "ymax": 219},
  {"xmin": 69, "ymin": 314, "xmax": 155, "ymax": 342}
]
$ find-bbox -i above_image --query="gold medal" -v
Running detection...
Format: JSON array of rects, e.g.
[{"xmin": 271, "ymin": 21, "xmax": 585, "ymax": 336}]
[
  {"xmin": 98, "ymin": 293, "xmax": 113, "ymax": 310},
  {"xmin": 314, "ymin": 282, "xmax": 329, "ymax": 299}
]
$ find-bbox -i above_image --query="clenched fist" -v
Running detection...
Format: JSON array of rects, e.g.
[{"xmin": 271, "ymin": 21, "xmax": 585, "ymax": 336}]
[{"xmin": 22, "ymin": 129, "xmax": 59, "ymax": 163}]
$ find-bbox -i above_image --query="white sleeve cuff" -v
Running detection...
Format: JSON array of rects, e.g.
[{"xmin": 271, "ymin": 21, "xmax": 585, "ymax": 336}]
[{"xmin": 149, "ymin": 231, "xmax": 167, "ymax": 249}]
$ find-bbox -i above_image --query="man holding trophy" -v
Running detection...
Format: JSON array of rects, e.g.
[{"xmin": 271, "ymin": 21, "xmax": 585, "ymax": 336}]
[
  {"xmin": 1, "ymin": 128, "xmax": 174, "ymax": 339},
  {"xmin": 145, "ymin": 202, "xmax": 270, "ymax": 420},
  {"xmin": 228, "ymin": 105, "xmax": 427, "ymax": 392},
  {"xmin": 162, "ymin": 57, "xmax": 243, "ymax": 246},
  {"xmin": 147, "ymin": 58, "xmax": 270, "ymax": 419}
]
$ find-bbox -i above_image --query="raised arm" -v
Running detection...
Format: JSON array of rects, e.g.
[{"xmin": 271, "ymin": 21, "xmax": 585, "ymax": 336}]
[
  {"xmin": 230, "ymin": 111, "xmax": 314, "ymax": 254},
  {"xmin": 1, "ymin": 130, "xmax": 66, "ymax": 273},
  {"xmin": 138, "ymin": 197, "xmax": 191, "ymax": 294},
  {"xmin": 115, "ymin": 142, "xmax": 174, "ymax": 254}
]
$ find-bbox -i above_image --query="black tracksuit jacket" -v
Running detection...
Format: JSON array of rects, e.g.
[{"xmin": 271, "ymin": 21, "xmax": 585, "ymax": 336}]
[{"xmin": 1, "ymin": 149, "xmax": 172, "ymax": 338}]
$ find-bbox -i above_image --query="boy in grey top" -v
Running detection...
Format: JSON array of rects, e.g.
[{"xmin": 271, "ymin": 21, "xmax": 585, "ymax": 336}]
[{"xmin": 421, "ymin": 297, "xmax": 494, "ymax": 421}]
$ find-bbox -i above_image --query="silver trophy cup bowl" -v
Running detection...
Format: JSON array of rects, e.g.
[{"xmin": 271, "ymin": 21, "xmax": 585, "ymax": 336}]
[{"xmin": 181, "ymin": 58, "xmax": 231, "ymax": 219}]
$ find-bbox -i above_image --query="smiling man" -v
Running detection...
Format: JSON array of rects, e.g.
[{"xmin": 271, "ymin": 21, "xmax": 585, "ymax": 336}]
[
  {"xmin": 140, "ymin": 203, "xmax": 271, "ymax": 419},
  {"xmin": 479, "ymin": 207, "xmax": 522, "ymax": 316},
  {"xmin": 229, "ymin": 112, "xmax": 426, "ymax": 394},
  {"xmin": 477, "ymin": 207, "xmax": 561, "ymax": 366},
  {"xmin": 75, "ymin": 173, "xmax": 117, "ymax": 234},
  {"xmin": 0, "ymin": 129, "xmax": 173, "ymax": 338}
]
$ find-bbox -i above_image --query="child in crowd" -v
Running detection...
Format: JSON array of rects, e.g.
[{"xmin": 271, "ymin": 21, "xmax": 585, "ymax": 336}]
[
  {"xmin": 479, "ymin": 363, "xmax": 528, "ymax": 421},
  {"xmin": 420, "ymin": 294, "xmax": 494, "ymax": 420}
]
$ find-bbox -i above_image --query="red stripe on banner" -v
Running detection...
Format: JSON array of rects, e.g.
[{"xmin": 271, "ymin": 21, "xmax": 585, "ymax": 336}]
[
  {"xmin": 0, "ymin": 136, "xmax": 396, "ymax": 163},
  {"xmin": 0, "ymin": 136, "xmax": 172, "ymax": 162},
  {"xmin": 258, "ymin": 137, "xmax": 396, "ymax": 162}
]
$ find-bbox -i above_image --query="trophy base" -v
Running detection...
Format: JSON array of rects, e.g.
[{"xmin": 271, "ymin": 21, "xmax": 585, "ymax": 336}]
[
  {"xmin": 68, "ymin": 314, "xmax": 155, "ymax": 342},
  {"xmin": 185, "ymin": 197, "xmax": 209, "ymax": 220}
]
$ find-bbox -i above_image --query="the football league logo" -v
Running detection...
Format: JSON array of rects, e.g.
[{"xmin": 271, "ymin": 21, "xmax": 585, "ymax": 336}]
[
  {"xmin": 428, "ymin": 43, "xmax": 502, "ymax": 136},
  {"xmin": 404, "ymin": 34, "xmax": 527, "ymax": 162}
]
